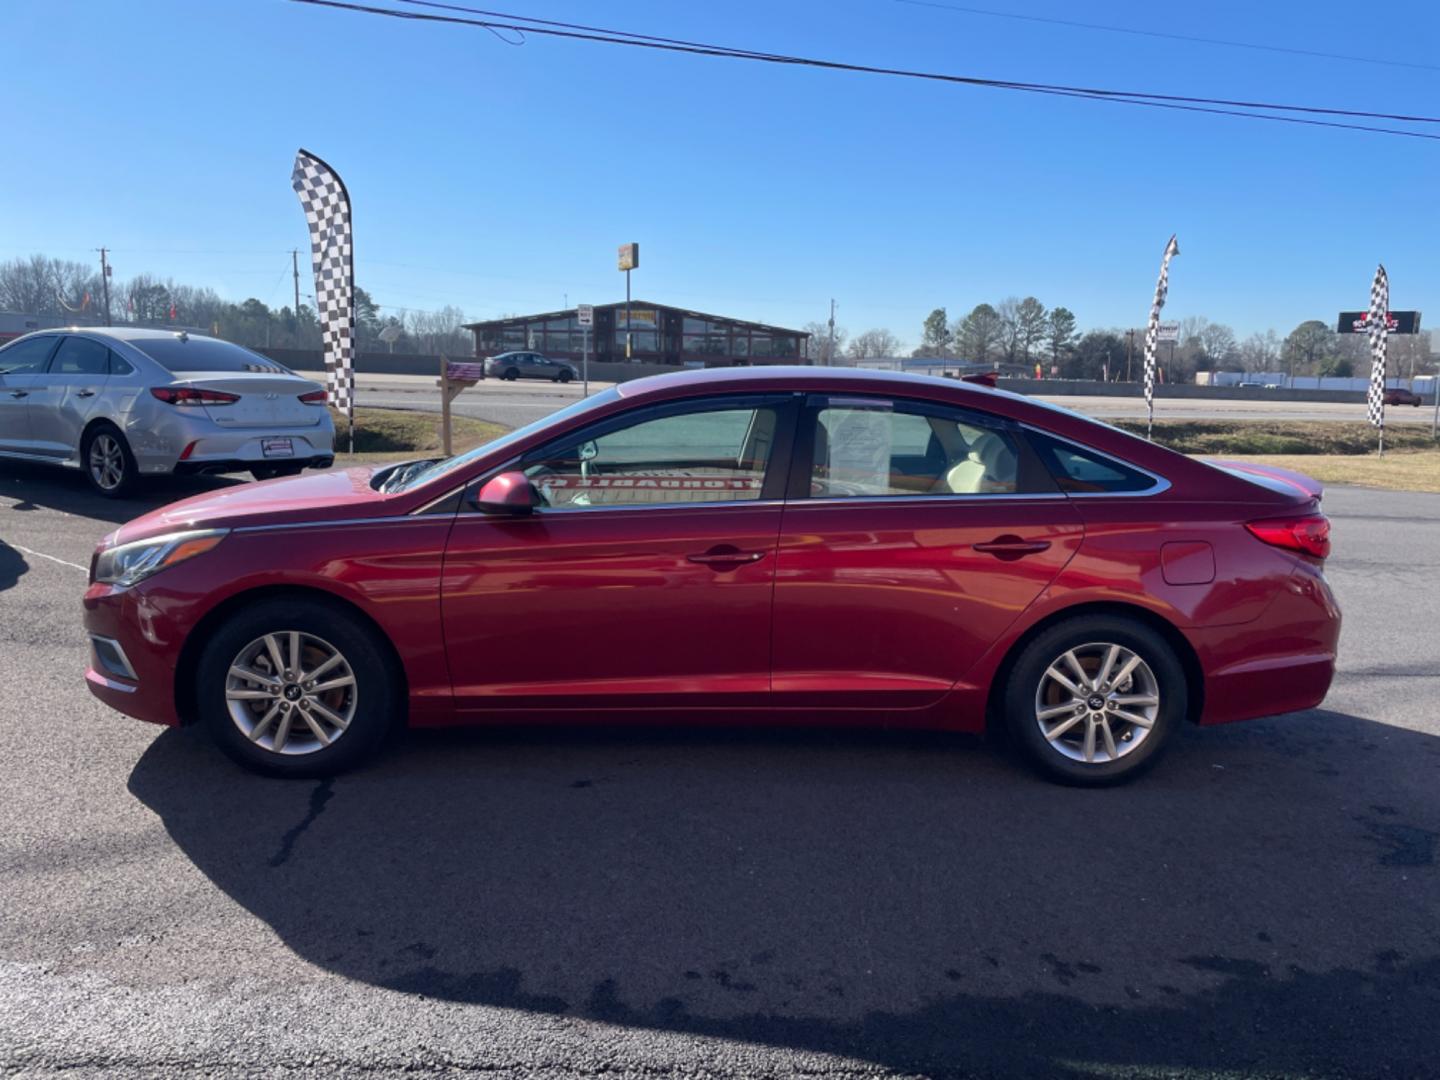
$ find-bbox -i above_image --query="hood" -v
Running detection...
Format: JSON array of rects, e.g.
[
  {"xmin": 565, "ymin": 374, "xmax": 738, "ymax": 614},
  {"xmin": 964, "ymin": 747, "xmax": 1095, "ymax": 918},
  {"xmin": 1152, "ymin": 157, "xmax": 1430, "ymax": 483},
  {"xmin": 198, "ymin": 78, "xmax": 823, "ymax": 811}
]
[{"xmin": 110, "ymin": 467, "xmax": 396, "ymax": 545}]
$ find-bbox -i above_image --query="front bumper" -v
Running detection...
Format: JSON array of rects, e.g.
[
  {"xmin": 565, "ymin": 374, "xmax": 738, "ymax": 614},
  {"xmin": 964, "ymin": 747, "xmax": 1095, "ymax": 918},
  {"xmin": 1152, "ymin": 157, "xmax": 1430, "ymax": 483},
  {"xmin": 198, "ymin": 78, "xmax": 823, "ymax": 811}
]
[{"xmin": 83, "ymin": 582, "xmax": 184, "ymax": 727}]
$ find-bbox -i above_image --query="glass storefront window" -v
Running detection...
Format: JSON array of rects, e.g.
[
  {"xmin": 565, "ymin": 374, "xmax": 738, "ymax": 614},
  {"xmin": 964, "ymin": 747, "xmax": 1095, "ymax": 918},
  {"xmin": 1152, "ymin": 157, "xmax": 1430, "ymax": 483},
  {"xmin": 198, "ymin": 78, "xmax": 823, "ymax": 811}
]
[
  {"xmin": 732, "ymin": 333, "xmax": 750, "ymax": 357},
  {"xmin": 546, "ymin": 317, "xmax": 575, "ymax": 332},
  {"xmin": 773, "ymin": 335, "xmax": 799, "ymax": 357},
  {"xmin": 614, "ymin": 330, "xmax": 659, "ymax": 354},
  {"xmin": 750, "ymin": 335, "xmax": 772, "ymax": 356},
  {"xmin": 501, "ymin": 326, "xmax": 526, "ymax": 347},
  {"xmin": 547, "ymin": 331, "xmax": 582, "ymax": 353},
  {"xmin": 683, "ymin": 333, "xmax": 728, "ymax": 355}
]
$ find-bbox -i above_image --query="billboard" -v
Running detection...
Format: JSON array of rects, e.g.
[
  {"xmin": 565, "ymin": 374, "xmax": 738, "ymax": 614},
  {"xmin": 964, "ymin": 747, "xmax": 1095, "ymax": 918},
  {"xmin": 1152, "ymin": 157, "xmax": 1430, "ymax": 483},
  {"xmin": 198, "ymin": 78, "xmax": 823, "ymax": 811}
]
[
  {"xmin": 617, "ymin": 243, "xmax": 640, "ymax": 271},
  {"xmin": 1157, "ymin": 322, "xmax": 1180, "ymax": 343},
  {"xmin": 1338, "ymin": 310, "xmax": 1421, "ymax": 334}
]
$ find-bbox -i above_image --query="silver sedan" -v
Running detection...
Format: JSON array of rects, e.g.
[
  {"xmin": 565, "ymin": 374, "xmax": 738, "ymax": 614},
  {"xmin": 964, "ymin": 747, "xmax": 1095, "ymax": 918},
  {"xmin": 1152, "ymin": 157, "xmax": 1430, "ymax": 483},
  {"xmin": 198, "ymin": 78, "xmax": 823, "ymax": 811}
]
[{"xmin": 0, "ymin": 327, "xmax": 335, "ymax": 496}]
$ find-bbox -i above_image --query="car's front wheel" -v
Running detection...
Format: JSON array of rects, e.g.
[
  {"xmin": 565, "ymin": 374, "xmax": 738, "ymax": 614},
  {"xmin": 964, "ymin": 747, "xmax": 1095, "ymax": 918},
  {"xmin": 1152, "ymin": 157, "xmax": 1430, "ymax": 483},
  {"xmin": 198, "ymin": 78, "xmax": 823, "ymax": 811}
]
[
  {"xmin": 195, "ymin": 597, "xmax": 401, "ymax": 777},
  {"xmin": 1004, "ymin": 615, "xmax": 1186, "ymax": 786},
  {"xmin": 556, "ymin": 370, "xmax": 572, "ymax": 383},
  {"xmin": 81, "ymin": 422, "xmax": 138, "ymax": 498}
]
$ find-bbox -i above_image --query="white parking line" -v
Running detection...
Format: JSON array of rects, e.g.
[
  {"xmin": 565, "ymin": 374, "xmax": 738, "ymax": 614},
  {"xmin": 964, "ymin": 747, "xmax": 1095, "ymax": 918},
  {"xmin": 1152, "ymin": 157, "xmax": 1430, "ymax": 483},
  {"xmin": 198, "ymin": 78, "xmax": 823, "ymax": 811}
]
[{"xmin": 8, "ymin": 544, "xmax": 88, "ymax": 573}]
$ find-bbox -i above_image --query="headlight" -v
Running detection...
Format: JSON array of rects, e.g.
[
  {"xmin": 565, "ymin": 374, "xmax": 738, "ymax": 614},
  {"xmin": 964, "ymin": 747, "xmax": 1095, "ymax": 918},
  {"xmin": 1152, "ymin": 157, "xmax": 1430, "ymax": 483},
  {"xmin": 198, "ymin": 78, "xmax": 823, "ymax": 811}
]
[{"xmin": 93, "ymin": 529, "xmax": 228, "ymax": 587}]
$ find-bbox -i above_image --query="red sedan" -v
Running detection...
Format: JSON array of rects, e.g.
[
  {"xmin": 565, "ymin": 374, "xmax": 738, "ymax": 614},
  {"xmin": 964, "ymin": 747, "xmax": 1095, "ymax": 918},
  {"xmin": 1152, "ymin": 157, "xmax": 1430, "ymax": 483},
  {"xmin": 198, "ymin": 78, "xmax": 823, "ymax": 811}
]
[
  {"xmin": 83, "ymin": 367, "xmax": 1340, "ymax": 784},
  {"xmin": 1382, "ymin": 388, "xmax": 1423, "ymax": 407}
]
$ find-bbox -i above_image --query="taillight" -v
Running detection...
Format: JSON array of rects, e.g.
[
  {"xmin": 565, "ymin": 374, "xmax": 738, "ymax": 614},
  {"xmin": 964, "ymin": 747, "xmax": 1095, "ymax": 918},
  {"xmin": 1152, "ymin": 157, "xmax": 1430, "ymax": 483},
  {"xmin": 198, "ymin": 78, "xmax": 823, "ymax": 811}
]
[
  {"xmin": 298, "ymin": 390, "xmax": 328, "ymax": 405},
  {"xmin": 1245, "ymin": 515, "xmax": 1331, "ymax": 560},
  {"xmin": 150, "ymin": 387, "xmax": 239, "ymax": 406}
]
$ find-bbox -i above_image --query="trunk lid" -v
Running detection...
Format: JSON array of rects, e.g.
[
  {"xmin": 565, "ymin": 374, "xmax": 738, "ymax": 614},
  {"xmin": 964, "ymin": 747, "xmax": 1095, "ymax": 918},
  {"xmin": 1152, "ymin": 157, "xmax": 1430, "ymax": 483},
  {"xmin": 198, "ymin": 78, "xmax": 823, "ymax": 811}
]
[
  {"xmin": 1205, "ymin": 459, "xmax": 1324, "ymax": 503},
  {"xmin": 171, "ymin": 371, "xmax": 326, "ymax": 428}
]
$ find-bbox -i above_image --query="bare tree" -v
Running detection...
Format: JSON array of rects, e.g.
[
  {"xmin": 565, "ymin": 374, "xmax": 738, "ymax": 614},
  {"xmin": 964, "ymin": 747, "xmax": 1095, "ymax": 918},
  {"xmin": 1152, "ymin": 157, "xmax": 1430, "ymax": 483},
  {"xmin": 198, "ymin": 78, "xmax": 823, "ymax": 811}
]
[
  {"xmin": 996, "ymin": 297, "xmax": 1023, "ymax": 364},
  {"xmin": 846, "ymin": 328, "xmax": 902, "ymax": 361},
  {"xmin": 1238, "ymin": 330, "xmax": 1280, "ymax": 373},
  {"xmin": 802, "ymin": 320, "xmax": 847, "ymax": 364}
]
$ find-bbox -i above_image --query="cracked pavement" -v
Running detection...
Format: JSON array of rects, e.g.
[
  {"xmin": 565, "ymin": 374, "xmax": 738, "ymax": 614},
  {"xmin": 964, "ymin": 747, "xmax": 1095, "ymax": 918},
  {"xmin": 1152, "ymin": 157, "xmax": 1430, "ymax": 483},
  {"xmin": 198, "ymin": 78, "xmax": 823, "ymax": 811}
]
[{"xmin": 1, "ymin": 460, "xmax": 1437, "ymax": 1078}]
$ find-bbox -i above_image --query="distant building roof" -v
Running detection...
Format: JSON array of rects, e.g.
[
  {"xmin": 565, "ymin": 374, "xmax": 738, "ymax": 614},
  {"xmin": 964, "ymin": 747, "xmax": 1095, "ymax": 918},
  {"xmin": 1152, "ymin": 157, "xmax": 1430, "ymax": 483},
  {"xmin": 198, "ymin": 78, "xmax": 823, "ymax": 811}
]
[{"xmin": 463, "ymin": 300, "xmax": 808, "ymax": 338}]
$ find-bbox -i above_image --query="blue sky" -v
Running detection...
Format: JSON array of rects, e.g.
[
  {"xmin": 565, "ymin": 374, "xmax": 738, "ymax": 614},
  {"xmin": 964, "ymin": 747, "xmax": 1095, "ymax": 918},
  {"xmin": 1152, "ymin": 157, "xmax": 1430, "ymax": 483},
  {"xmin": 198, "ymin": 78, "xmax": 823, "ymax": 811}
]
[{"xmin": 4, "ymin": 0, "xmax": 1437, "ymax": 346}]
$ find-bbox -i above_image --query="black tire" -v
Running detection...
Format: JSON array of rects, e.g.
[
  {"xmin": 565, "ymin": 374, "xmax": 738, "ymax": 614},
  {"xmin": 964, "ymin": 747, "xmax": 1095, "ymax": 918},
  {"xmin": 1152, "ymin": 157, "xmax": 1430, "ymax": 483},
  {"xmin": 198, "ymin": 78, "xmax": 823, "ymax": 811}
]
[
  {"xmin": 195, "ymin": 597, "xmax": 401, "ymax": 778},
  {"xmin": 1004, "ymin": 615, "xmax": 1186, "ymax": 786},
  {"xmin": 503, "ymin": 368, "xmax": 520, "ymax": 381},
  {"xmin": 557, "ymin": 370, "xmax": 573, "ymax": 383},
  {"xmin": 250, "ymin": 464, "xmax": 305, "ymax": 482},
  {"xmin": 81, "ymin": 422, "xmax": 139, "ymax": 498}
]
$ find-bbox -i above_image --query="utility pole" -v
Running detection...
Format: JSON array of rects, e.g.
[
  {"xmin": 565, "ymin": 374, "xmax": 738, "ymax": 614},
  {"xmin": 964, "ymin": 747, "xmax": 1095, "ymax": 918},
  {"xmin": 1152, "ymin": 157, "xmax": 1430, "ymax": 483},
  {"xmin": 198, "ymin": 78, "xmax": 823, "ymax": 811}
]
[
  {"xmin": 292, "ymin": 249, "xmax": 302, "ymax": 325},
  {"xmin": 1125, "ymin": 328, "xmax": 1135, "ymax": 382},
  {"xmin": 97, "ymin": 248, "xmax": 112, "ymax": 326},
  {"xmin": 827, "ymin": 298, "xmax": 836, "ymax": 366}
]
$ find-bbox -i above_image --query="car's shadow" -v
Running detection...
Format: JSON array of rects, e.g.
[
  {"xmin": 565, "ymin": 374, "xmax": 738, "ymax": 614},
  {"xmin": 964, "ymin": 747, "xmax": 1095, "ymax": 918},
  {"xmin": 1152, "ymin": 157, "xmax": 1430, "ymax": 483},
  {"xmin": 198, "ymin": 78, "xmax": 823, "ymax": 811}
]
[
  {"xmin": 129, "ymin": 710, "xmax": 1440, "ymax": 1076},
  {"xmin": 0, "ymin": 459, "xmax": 243, "ymax": 524},
  {"xmin": 0, "ymin": 539, "xmax": 27, "ymax": 592}
]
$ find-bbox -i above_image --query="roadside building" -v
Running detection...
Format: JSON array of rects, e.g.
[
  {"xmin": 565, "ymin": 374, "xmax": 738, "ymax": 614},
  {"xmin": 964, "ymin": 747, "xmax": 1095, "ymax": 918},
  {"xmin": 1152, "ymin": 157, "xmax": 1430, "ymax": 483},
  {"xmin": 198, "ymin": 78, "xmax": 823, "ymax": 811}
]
[
  {"xmin": 0, "ymin": 312, "xmax": 67, "ymax": 346},
  {"xmin": 464, "ymin": 302, "xmax": 809, "ymax": 369}
]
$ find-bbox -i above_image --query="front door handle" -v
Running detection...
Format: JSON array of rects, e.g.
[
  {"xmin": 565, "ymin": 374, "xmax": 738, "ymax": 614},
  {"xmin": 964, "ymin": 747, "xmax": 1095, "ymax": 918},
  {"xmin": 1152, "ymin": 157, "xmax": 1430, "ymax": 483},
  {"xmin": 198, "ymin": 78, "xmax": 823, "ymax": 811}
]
[
  {"xmin": 687, "ymin": 545, "xmax": 768, "ymax": 569},
  {"xmin": 973, "ymin": 535, "xmax": 1052, "ymax": 561},
  {"xmin": 8, "ymin": 390, "xmax": 27, "ymax": 399},
  {"xmin": 76, "ymin": 389, "xmax": 97, "ymax": 398}
]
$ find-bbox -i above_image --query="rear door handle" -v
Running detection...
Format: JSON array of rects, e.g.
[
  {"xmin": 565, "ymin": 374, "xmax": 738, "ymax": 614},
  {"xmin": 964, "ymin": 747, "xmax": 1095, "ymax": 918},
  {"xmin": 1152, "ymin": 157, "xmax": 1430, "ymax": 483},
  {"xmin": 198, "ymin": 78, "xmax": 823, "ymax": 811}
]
[
  {"xmin": 687, "ymin": 545, "xmax": 768, "ymax": 569},
  {"xmin": 973, "ymin": 535, "xmax": 1052, "ymax": 560},
  {"xmin": 76, "ymin": 389, "xmax": 97, "ymax": 398},
  {"xmin": 8, "ymin": 390, "xmax": 27, "ymax": 399}
]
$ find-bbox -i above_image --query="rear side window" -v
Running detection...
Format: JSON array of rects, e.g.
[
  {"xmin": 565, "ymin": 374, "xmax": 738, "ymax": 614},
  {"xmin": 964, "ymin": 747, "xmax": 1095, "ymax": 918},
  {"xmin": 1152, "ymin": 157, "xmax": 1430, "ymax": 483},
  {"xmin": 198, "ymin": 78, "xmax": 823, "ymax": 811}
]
[
  {"xmin": 1027, "ymin": 431, "xmax": 1158, "ymax": 494},
  {"xmin": 108, "ymin": 353, "xmax": 135, "ymax": 376},
  {"xmin": 129, "ymin": 335, "xmax": 291, "ymax": 374},
  {"xmin": 49, "ymin": 337, "xmax": 110, "ymax": 375},
  {"xmin": 0, "ymin": 335, "xmax": 58, "ymax": 375}
]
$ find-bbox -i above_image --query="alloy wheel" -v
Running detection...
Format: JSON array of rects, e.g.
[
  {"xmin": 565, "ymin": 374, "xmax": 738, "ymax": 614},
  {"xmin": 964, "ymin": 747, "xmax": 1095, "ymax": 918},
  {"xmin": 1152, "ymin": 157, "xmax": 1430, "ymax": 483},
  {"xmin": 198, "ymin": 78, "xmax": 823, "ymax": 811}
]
[
  {"xmin": 225, "ymin": 631, "xmax": 358, "ymax": 755},
  {"xmin": 89, "ymin": 433, "xmax": 125, "ymax": 491},
  {"xmin": 1034, "ymin": 641, "xmax": 1160, "ymax": 765}
]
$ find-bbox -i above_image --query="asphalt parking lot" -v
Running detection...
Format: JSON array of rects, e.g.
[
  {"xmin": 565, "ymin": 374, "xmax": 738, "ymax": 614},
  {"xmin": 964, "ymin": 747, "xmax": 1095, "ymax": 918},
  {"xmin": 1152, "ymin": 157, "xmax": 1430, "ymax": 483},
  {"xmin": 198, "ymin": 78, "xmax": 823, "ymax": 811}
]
[{"xmin": 1, "ymin": 461, "xmax": 1437, "ymax": 1078}]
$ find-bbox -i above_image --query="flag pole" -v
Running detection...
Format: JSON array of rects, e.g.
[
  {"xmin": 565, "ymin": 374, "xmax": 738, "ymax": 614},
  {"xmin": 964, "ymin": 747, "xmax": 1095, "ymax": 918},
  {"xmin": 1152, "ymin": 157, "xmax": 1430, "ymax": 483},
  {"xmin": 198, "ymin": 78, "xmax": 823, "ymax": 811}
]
[{"xmin": 1142, "ymin": 235, "xmax": 1180, "ymax": 441}]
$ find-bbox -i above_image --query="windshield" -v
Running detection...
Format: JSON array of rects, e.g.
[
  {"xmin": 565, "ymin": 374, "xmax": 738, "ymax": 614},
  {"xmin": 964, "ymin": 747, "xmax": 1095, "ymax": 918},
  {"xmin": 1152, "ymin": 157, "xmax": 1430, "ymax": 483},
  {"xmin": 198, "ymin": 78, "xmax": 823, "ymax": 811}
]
[
  {"xmin": 130, "ymin": 335, "xmax": 293, "ymax": 374},
  {"xmin": 393, "ymin": 386, "xmax": 622, "ymax": 493}
]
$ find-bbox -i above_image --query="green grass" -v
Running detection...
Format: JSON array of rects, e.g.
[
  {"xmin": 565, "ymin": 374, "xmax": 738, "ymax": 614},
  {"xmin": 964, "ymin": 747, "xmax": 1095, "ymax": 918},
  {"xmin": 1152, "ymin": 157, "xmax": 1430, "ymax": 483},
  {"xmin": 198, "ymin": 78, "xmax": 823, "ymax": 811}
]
[
  {"xmin": 327, "ymin": 407, "xmax": 507, "ymax": 465},
  {"xmin": 1114, "ymin": 419, "xmax": 1437, "ymax": 456},
  {"xmin": 1203, "ymin": 450, "xmax": 1440, "ymax": 494}
]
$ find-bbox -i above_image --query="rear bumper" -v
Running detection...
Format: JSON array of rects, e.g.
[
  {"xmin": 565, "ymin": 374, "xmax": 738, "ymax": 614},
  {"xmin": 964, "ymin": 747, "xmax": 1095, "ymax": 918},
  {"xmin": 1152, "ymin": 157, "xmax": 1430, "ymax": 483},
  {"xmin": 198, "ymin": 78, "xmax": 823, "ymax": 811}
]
[
  {"xmin": 174, "ymin": 454, "xmax": 333, "ymax": 476},
  {"xmin": 1190, "ymin": 563, "xmax": 1341, "ymax": 725}
]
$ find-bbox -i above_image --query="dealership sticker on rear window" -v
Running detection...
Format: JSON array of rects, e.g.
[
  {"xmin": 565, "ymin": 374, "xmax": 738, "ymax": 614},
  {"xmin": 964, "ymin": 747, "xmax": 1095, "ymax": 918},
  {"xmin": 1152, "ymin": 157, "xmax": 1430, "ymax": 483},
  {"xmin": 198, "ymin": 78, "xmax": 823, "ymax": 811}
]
[{"xmin": 261, "ymin": 438, "xmax": 294, "ymax": 458}]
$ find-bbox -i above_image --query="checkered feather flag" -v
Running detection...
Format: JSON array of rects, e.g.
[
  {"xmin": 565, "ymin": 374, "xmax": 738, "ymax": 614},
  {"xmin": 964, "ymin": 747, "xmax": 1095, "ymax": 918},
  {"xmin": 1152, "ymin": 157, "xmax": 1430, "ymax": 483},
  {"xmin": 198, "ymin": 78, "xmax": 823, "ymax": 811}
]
[
  {"xmin": 1142, "ymin": 234, "xmax": 1180, "ymax": 440},
  {"xmin": 1365, "ymin": 264, "xmax": 1389, "ymax": 453},
  {"xmin": 291, "ymin": 148, "xmax": 355, "ymax": 451}
]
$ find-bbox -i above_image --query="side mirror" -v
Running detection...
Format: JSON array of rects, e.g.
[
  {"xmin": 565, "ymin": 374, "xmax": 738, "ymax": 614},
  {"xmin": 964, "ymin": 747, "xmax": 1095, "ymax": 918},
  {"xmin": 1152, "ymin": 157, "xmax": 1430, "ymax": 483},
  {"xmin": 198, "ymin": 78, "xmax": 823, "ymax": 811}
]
[
  {"xmin": 473, "ymin": 471, "xmax": 540, "ymax": 516},
  {"xmin": 578, "ymin": 440, "xmax": 599, "ymax": 461}
]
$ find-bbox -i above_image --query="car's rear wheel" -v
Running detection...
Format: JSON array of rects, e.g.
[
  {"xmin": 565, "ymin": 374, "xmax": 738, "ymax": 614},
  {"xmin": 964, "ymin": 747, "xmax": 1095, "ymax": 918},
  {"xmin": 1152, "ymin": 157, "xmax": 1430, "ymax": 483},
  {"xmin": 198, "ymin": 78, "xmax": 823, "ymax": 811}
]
[
  {"xmin": 1004, "ymin": 615, "xmax": 1185, "ymax": 786},
  {"xmin": 556, "ymin": 370, "xmax": 572, "ymax": 383},
  {"xmin": 503, "ymin": 367, "xmax": 520, "ymax": 381},
  {"xmin": 82, "ymin": 423, "xmax": 138, "ymax": 498},
  {"xmin": 195, "ymin": 598, "xmax": 400, "ymax": 777}
]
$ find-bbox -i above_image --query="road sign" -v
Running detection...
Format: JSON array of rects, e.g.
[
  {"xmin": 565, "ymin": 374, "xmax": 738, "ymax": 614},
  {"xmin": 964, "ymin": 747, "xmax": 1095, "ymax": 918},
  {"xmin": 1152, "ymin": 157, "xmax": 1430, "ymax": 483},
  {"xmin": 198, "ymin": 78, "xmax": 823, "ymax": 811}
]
[
  {"xmin": 576, "ymin": 304, "xmax": 594, "ymax": 327},
  {"xmin": 1338, "ymin": 310, "xmax": 1421, "ymax": 334},
  {"xmin": 1157, "ymin": 322, "xmax": 1179, "ymax": 343}
]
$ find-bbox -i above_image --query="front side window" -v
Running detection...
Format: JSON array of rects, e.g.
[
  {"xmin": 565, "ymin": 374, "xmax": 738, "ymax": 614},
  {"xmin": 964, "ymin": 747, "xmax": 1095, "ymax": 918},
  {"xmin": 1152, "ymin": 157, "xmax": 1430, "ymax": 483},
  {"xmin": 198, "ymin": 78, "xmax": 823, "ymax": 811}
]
[
  {"xmin": 0, "ymin": 335, "xmax": 58, "ymax": 375},
  {"xmin": 521, "ymin": 401, "xmax": 782, "ymax": 509},
  {"xmin": 808, "ymin": 399, "xmax": 1048, "ymax": 498},
  {"xmin": 49, "ymin": 337, "xmax": 110, "ymax": 376}
]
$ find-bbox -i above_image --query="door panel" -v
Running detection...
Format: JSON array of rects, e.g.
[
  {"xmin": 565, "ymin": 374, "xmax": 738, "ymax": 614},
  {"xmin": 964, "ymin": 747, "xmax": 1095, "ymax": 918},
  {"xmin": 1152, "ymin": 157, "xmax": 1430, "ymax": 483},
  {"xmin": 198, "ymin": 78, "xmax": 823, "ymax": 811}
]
[
  {"xmin": 441, "ymin": 505, "xmax": 781, "ymax": 711},
  {"xmin": 29, "ymin": 336, "xmax": 111, "ymax": 457},
  {"xmin": 772, "ymin": 499, "xmax": 1084, "ymax": 708},
  {"xmin": 0, "ymin": 335, "xmax": 60, "ymax": 452},
  {"xmin": 771, "ymin": 394, "xmax": 1083, "ymax": 711}
]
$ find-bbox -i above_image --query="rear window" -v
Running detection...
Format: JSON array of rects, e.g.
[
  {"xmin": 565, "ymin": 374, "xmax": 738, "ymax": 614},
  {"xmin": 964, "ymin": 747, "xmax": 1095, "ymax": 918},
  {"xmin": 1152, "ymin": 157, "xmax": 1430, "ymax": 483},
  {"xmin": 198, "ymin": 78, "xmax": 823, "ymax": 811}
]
[
  {"xmin": 130, "ymin": 335, "xmax": 292, "ymax": 374},
  {"xmin": 1027, "ymin": 431, "xmax": 1159, "ymax": 494}
]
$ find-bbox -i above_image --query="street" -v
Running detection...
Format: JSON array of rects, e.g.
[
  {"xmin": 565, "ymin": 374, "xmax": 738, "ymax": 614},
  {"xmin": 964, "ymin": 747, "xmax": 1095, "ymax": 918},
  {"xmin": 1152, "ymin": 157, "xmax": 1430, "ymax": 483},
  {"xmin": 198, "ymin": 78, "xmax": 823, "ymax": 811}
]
[
  {"xmin": 0, "ymin": 460, "xmax": 1437, "ymax": 1078},
  {"xmin": 354, "ymin": 373, "xmax": 1437, "ymax": 429}
]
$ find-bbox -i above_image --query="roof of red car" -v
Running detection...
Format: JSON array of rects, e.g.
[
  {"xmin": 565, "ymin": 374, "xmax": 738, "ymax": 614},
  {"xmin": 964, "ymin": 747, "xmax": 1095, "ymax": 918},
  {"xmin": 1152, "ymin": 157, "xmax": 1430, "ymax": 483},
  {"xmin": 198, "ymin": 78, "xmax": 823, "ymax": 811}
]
[{"xmin": 617, "ymin": 364, "xmax": 1001, "ymax": 402}]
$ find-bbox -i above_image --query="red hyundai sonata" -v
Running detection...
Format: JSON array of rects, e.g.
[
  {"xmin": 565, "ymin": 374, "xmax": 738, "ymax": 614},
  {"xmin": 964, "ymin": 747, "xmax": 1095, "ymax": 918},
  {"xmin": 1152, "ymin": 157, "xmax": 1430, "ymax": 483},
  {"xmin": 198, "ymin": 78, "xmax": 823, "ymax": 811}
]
[{"xmin": 83, "ymin": 367, "xmax": 1340, "ymax": 784}]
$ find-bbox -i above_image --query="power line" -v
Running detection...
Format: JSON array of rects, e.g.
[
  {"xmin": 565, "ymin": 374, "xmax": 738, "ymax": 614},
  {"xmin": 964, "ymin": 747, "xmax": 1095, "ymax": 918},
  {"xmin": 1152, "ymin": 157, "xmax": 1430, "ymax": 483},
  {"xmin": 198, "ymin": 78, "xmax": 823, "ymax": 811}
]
[
  {"xmin": 285, "ymin": 0, "xmax": 1440, "ymax": 141},
  {"xmin": 893, "ymin": 0, "xmax": 1440, "ymax": 75}
]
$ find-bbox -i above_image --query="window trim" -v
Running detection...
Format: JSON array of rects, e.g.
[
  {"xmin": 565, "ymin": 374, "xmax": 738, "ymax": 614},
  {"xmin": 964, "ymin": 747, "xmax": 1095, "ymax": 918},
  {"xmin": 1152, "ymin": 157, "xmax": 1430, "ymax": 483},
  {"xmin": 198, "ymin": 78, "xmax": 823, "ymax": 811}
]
[
  {"xmin": 1020, "ymin": 425, "xmax": 1171, "ymax": 498},
  {"xmin": 467, "ymin": 392, "xmax": 802, "ymax": 513},
  {"xmin": 787, "ymin": 393, "xmax": 1059, "ymax": 502}
]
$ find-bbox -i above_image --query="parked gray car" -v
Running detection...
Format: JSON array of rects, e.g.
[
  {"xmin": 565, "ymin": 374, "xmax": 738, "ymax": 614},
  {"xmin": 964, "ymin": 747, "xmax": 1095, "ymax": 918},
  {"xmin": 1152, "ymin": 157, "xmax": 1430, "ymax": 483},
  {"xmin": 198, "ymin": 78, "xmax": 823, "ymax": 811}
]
[
  {"xmin": 0, "ymin": 327, "xmax": 335, "ymax": 497},
  {"xmin": 484, "ymin": 350, "xmax": 577, "ymax": 382}
]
